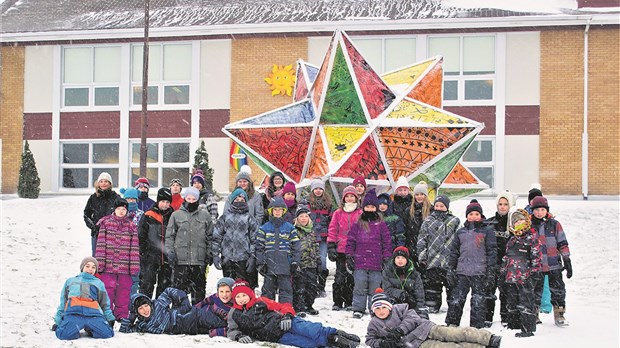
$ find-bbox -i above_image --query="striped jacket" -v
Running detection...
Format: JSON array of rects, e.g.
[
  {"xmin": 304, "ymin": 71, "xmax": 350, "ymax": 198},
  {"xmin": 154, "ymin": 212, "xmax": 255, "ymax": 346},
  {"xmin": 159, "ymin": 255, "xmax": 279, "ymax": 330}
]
[
  {"xmin": 54, "ymin": 272, "xmax": 115, "ymax": 325},
  {"xmin": 531, "ymin": 214, "xmax": 570, "ymax": 272},
  {"xmin": 95, "ymin": 214, "xmax": 140, "ymax": 275},
  {"xmin": 120, "ymin": 288, "xmax": 190, "ymax": 334},
  {"xmin": 256, "ymin": 217, "xmax": 300, "ymax": 275},
  {"xmin": 416, "ymin": 210, "xmax": 460, "ymax": 270}
]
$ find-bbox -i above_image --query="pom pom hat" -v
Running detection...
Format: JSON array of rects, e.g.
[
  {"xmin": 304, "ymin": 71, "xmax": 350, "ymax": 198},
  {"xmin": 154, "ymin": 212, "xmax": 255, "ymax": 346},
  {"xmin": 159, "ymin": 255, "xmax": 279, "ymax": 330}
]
[
  {"xmin": 530, "ymin": 196, "xmax": 549, "ymax": 211},
  {"xmin": 413, "ymin": 181, "xmax": 428, "ymax": 196},
  {"xmin": 362, "ymin": 188, "xmax": 379, "ymax": 208},
  {"xmin": 465, "ymin": 199, "xmax": 483, "ymax": 216},
  {"xmin": 231, "ymin": 279, "xmax": 256, "ymax": 309},
  {"xmin": 395, "ymin": 176, "xmax": 410, "ymax": 190},
  {"xmin": 371, "ymin": 288, "xmax": 393, "ymax": 312},
  {"xmin": 191, "ymin": 170, "xmax": 206, "ymax": 187}
]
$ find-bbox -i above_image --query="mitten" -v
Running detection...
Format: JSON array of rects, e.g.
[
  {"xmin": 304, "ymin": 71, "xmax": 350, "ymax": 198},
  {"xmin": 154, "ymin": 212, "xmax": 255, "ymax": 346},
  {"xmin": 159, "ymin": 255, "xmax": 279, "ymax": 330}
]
[
  {"xmin": 445, "ymin": 270, "xmax": 456, "ymax": 288},
  {"xmin": 213, "ymin": 255, "xmax": 222, "ymax": 270},
  {"xmin": 327, "ymin": 243, "xmax": 338, "ymax": 262},
  {"xmin": 246, "ymin": 257, "xmax": 256, "ymax": 273},
  {"xmin": 237, "ymin": 335, "xmax": 252, "ymax": 344},
  {"xmin": 563, "ymin": 257, "xmax": 573, "ymax": 279},
  {"xmin": 385, "ymin": 327, "xmax": 405, "ymax": 341},
  {"xmin": 345, "ymin": 255, "xmax": 355, "ymax": 273},
  {"xmin": 51, "ymin": 323, "xmax": 57, "ymax": 331},
  {"xmin": 290, "ymin": 262, "xmax": 300, "ymax": 274},
  {"xmin": 280, "ymin": 313, "xmax": 293, "ymax": 331}
]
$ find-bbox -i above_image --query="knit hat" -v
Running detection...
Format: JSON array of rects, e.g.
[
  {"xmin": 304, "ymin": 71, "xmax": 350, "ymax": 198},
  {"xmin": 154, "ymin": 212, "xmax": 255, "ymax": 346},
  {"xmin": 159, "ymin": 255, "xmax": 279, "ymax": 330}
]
[
  {"xmin": 157, "ymin": 187, "xmax": 172, "ymax": 202},
  {"xmin": 239, "ymin": 165, "xmax": 252, "ymax": 175},
  {"xmin": 434, "ymin": 195, "xmax": 450, "ymax": 210},
  {"xmin": 133, "ymin": 296, "xmax": 152, "ymax": 311},
  {"xmin": 362, "ymin": 188, "xmax": 379, "ymax": 208},
  {"xmin": 295, "ymin": 203, "xmax": 311, "ymax": 217},
  {"xmin": 184, "ymin": 187, "xmax": 201, "ymax": 201},
  {"xmin": 191, "ymin": 170, "xmax": 206, "ymax": 187},
  {"xmin": 377, "ymin": 193, "xmax": 391, "ymax": 206},
  {"xmin": 120, "ymin": 187, "xmax": 139, "ymax": 200},
  {"xmin": 352, "ymin": 176, "xmax": 367, "ymax": 188},
  {"xmin": 134, "ymin": 177, "xmax": 150, "ymax": 189},
  {"xmin": 392, "ymin": 246, "xmax": 410, "ymax": 259},
  {"xmin": 97, "ymin": 172, "xmax": 113, "ymax": 185},
  {"xmin": 282, "ymin": 182, "xmax": 297, "ymax": 196},
  {"xmin": 169, "ymin": 178, "xmax": 183, "ymax": 186},
  {"xmin": 371, "ymin": 288, "xmax": 393, "ymax": 312},
  {"xmin": 341, "ymin": 185, "xmax": 360, "ymax": 202},
  {"xmin": 310, "ymin": 179, "xmax": 326, "ymax": 192},
  {"xmin": 528, "ymin": 188, "xmax": 543, "ymax": 203},
  {"xmin": 395, "ymin": 176, "xmax": 410, "ymax": 190},
  {"xmin": 231, "ymin": 279, "xmax": 256, "ymax": 309},
  {"xmin": 530, "ymin": 196, "xmax": 549, "ymax": 211},
  {"xmin": 236, "ymin": 170, "xmax": 252, "ymax": 183},
  {"xmin": 115, "ymin": 198, "xmax": 129, "ymax": 209},
  {"xmin": 496, "ymin": 191, "xmax": 514, "ymax": 208},
  {"xmin": 217, "ymin": 277, "xmax": 235, "ymax": 289},
  {"xmin": 229, "ymin": 188, "xmax": 248, "ymax": 203},
  {"xmin": 267, "ymin": 196, "xmax": 287, "ymax": 215},
  {"xmin": 413, "ymin": 181, "xmax": 428, "ymax": 196},
  {"xmin": 465, "ymin": 199, "xmax": 483, "ymax": 216},
  {"xmin": 80, "ymin": 256, "xmax": 98, "ymax": 273}
]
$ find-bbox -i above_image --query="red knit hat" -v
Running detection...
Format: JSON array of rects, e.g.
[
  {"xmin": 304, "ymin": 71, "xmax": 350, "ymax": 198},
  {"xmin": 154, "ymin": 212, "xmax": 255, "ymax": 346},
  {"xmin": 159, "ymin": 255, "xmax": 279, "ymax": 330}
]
[
  {"xmin": 231, "ymin": 279, "xmax": 256, "ymax": 309},
  {"xmin": 134, "ymin": 177, "xmax": 150, "ymax": 189},
  {"xmin": 465, "ymin": 199, "xmax": 483, "ymax": 217},
  {"xmin": 392, "ymin": 246, "xmax": 410, "ymax": 259},
  {"xmin": 352, "ymin": 176, "xmax": 367, "ymax": 188}
]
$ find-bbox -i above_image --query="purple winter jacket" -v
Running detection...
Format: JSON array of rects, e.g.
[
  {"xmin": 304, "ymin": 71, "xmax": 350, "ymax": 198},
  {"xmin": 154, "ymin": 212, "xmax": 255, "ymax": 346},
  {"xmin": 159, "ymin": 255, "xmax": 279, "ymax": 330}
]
[
  {"xmin": 366, "ymin": 303, "xmax": 435, "ymax": 348},
  {"xmin": 345, "ymin": 218, "xmax": 392, "ymax": 271},
  {"xmin": 448, "ymin": 220, "xmax": 497, "ymax": 276}
]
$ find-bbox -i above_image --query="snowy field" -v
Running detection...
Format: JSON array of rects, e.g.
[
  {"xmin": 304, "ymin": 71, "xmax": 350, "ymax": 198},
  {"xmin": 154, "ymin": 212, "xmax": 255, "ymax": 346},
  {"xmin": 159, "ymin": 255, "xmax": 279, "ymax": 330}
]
[{"xmin": 1, "ymin": 194, "xmax": 618, "ymax": 347}]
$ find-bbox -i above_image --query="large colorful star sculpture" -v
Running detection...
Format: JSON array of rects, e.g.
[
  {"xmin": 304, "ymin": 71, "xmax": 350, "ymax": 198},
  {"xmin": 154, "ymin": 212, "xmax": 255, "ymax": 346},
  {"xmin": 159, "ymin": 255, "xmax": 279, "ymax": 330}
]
[{"xmin": 223, "ymin": 30, "xmax": 488, "ymax": 201}]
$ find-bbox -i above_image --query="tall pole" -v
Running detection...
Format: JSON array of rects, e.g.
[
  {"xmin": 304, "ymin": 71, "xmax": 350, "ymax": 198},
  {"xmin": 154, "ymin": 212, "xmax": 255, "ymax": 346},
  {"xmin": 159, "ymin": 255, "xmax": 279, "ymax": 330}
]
[{"xmin": 139, "ymin": 0, "xmax": 150, "ymax": 178}]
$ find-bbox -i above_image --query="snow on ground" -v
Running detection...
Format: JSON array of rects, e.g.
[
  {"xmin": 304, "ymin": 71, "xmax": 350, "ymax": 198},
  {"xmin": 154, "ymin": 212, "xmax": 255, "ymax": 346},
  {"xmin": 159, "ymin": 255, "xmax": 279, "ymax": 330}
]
[{"xmin": 1, "ymin": 194, "xmax": 618, "ymax": 347}]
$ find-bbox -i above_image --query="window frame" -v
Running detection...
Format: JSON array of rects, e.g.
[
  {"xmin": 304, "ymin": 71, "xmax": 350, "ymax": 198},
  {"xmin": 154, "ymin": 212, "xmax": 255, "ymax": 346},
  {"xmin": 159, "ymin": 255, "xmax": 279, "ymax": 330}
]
[
  {"xmin": 128, "ymin": 139, "xmax": 192, "ymax": 187},
  {"xmin": 59, "ymin": 140, "xmax": 121, "ymax": 189},
  {"xmin": 350, "ymin": 35, "xmax": 417, "ymax": 74},
  {"xmin": 462, "ymin": 136, "xmax": 496, "ymax": 190}
]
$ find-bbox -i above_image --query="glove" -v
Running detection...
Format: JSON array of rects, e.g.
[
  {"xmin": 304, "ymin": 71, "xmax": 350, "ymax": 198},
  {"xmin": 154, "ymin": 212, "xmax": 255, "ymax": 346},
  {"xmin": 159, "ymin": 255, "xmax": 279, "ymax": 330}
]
[
  {"xmin": 563, "ymin": 257, "xmax": 573, "ymax": 279},
  {"xmin": 51, "ymin": 323, "xmax": 57, "ymax": 331},
  {"xmin": 327, "ymin": 243, "xmax": 338, "ymax": 262},
  {"xmin": 346, "ymin": 256, "xmax": 355, "ymax": 273},
  {"xmin": 280, "ymin": 313, "xmax": 293, "ymax": 331},
  {"xmin": 417, "ymin": 306, "xmax": 429, "ymax": 320},
  {"xmin": 108, "ymin": 319, "xmax": 115, "ymax": 328},
  {"xmin": 237, "ymin": 335, "xmax": 253, "ymax": 344},
  {"xmin": 385, "ymin": 327, "xmax": 405, "ymax": 341},
  {"xmin": 290, "ymin": 262, "xmax": 300, "ymax": 274},
  {"xmin": 257, "ymin": 264, "xmax": 267, "ymax": 276},
  {"xmin": 167, "ymin": 251, "xmax": 177, "ymax": 266},
  {"xmin": 246, "ymin": 257, "xmax": 256, "ymax": 273},
  {"xmin": 379, "ymin": 338, "xmax": 404, "ymax": 348},
  {"xmin": 445, "ymin": 270, "xmax": 456, "ymax": 288},
  {"xmin": 213, "ymin": 255, "xmax": 222, "ymax": 270}
]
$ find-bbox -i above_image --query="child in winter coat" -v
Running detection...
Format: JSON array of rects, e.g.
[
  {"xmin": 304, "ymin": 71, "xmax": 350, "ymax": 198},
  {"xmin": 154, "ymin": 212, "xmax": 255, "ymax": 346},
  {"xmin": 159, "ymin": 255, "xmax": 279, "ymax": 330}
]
[
  {"xmin": 366, "ymin": 289, "xmax": 502, "ymax": 348},
  {"xmin": 256, "ymin": 196, "xmax": 301, "ymax": 304},
  {"xmin": 391, "ymin": 177, "xmax": 413, "ymax": 254},
  {"xmin": 408, "ymin": 180, "xmax": 433, "ymax": 261},
  {"xmin": 346, "ymin": 189, "xmax": 393, "ymax": 319},
  {"xmin": 416, "ymin": 195, "xmax": 460, "ymax": 313},
  {"xmin": 194, "ymin": 277, "xmax": 235, "ymax": 337},
  {"xmin": 501, "ymin": 209, "xmax": 542, "ymax": 337},
  {"xmin": 169, "ymin": 178, "xmax": 184, "ymax": 211},
  {"xmin": 529, "ymin": 196, "xmax": 572, "ymax": 327},
  {"xmin": 261, "ymin": 171, "xmax": 287, "ymax": 224},
  {"xmin": 377, "ymin": 193, "xmax": 406, "ymax": 248},
  {"xmin": 224, "ymin": 169, "xmax": 264, "ymax": 226},
  {"xmin": 138, "ymin": 188, "xmax": 175, "ymax": 299},
  {"xmin": 292, "ymin": 204, "xmax": 320, "ymax": 316},
  {"xmin": 227, "ymin": 280, "xmax": 361, "ymax": 348},
  {"xmin": 212, "ymin": 188, "xmax": 259, "ymax": 284},
  {"xmin": 446, "ymin": 200, "xmax": 497, "ymax": 329},
  {"xmin": 120, "ymin": 187, "xmax": 144, "ymax": 226},
  {"xmin": 382, "ymin": 246, "xmax": 427, "ymax": 319},
  {"xmin": 53, "ymin": 257, "xmax": 115, "ymax": 340},
  {"xmin": 119, "ymin": 287, "xmax": 224, "ymax": 335},
  {"xmin": 308, "ymin": 178, "xmax": 333, "ymax": 298},
  {"xmin": 95, "ymin": 198, "xmax": 140, "ymax": 320},
  {"xmin": 352, "ymin": 176, "xmax": 367, "ymax": 199},
  {"xmin": 191, "ymin": 170, "xmax": 219, "ymax": 221},
  {"xmin": 165, "ymin": 187, "xmax": 214, "ymax": 305},
  {"xmin": 134, "ymin": 177, "xmax": 155, "ymax": 212},
  {"xmin": 84, "ymin": 172, "xmax": 120, "ymax": 255},
  {"xmin": 282, "ymin": 182, "xmax": 299, "ymax": 225},
  {"xmin": 327, "ymin": 185, "xmax": 363, "ymax": 311}
]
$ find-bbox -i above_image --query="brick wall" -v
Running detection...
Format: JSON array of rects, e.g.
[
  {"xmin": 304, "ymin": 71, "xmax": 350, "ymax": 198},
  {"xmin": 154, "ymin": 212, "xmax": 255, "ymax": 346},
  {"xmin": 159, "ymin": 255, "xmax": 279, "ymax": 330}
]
[
  {"xmin": 229, "ymin": 36, "xmax": 307, "ymax": 190},
  {"xmin": 1, "ymin": 46, "xmax": 25, "ymax": 194}
]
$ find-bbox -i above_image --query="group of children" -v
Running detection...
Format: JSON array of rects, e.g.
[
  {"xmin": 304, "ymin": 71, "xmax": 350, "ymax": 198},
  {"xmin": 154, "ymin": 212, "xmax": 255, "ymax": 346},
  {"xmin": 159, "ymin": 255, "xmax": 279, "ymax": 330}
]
[{"xmin": 56, "ymin": 170, "xmax": 572, "ymax": 345}]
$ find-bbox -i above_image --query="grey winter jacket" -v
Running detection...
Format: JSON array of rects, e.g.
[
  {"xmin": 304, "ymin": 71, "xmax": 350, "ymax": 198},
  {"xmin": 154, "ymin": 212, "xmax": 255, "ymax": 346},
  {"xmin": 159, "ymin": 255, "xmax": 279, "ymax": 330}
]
[
  {"xmin": 224, "ymin": 191, "xmax": 264, "ymax": 225},
  {"xmin": 212, "ymin": 204, "xmax": 258, "ymax": 263},
  {"xmin": 165, "ymin": 205, "xmax": 213, "ymax": 266},
  {"xmin": 448, "ymin": 220, "xmax": 497, "ymax": 276},
  {"xmin": 382, "ymin": 261, "xmax": 425, "ymax": 310},
  {"xmin": 416, "ymin": 211, "xmax": 460, "ymax": 270},
  {"xmin": 366, "ymin": 303, "xmax": 435, "ymax": 348}
]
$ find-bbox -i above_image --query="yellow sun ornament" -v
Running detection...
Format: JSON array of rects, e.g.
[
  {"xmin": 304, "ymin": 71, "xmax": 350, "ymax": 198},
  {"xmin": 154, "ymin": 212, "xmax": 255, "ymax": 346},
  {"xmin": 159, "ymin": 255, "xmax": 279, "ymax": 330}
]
[{"xmin": 264, "ymin": 64, "xmax": 296, "ymax": 96}]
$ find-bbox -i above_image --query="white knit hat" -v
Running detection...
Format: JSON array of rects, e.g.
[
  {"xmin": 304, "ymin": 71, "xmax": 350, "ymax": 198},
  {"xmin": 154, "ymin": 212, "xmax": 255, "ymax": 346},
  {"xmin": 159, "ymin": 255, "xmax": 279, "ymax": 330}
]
[
  {"xmin": 495, "ymin": 191, "xmax": 515, "ymax": 208},
  {"xmin": 395, "ymin": 176, "xmax": 410, "ymax": 190},
  {"xmin": 97, "ymin": 172, "xmax": 113, "ymax": 185},
  {"xmin": 413, "ymin": 181, "xmax": 428, "ymax": 196}
]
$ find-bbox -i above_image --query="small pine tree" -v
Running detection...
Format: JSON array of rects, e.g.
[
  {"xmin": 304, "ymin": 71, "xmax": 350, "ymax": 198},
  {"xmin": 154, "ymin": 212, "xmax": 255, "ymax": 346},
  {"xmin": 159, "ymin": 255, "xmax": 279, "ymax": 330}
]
[
  {"xmin": 18, "ymin": 141, "xmax": 41, "ymax": 198},
  {"xmin": 193, "ymin": 140, "xmax": 214, "ymax": 191}
]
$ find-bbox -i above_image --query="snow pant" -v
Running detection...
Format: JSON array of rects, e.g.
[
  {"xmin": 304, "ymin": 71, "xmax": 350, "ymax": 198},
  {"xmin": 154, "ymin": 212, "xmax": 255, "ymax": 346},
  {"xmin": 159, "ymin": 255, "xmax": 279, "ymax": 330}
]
[
  {"xmin": 56, "ymin": 314, "xmax": 114, "ymax": 340},
  {"xmin": 91, "ymin": 235, "xmax": 97, "ymax": 257},
  {"xmin": 419, "ymin": 325, "xmax": 492, "ymax": 348},
  {"xmin": 172, "ymin": 307, "xmax": 227, "ymax": 335},
  {"xmin": 540, "ymin": 275, "xmax": 552, "ymax": 313},
  {"xmin": 278, "ymin": 316, "xmax": 337, "ymax": 348},
  {"xmin": 131, "ymin": 271, "xmax": 140, "ymax": 296},
  {"xmin": 318, "ymin": 240, "xmax": 328, "ymax": 291},
  {"xmin": 262, "ymin": 273, "xmax": 293, "ymax": 304},
  {"xmin": 534, "ymin": 269, "xmax": 566, "ymax": 307},
  {"xmin": 247, "ymin": 268, "xmax": 259, "ymax": 289},
  {"xmin": 222, "ymin": 260, "xmax": 252, "ymax": 285},
  {"xmin": 99, "ymin": 272, "xmax": 133, "ymax": 320},
  {"xmin": 352, "ymin": 269, "xmax": 383, "ymax": 312},
  {"xmin": 485, "ymin": 267, "xmax": 507, "ymax": 323},
  {"xmin": 140, "ymin": 259, "xmax": 173, "ymax": 299},
  {"xmin": 173, "ymin": 265, "xmax": 206, "ymax": 305},
  {"xmin": 422, "ymin": 268, "xmax": 453, "ymax": 312},
  {"xmin": 505, "ymin": 279, "xmax": 536, "ymax": 333},
  {"xmin": 293, "ymin": 267, "xmax": 319, "ymax": 312},
  {"xmin": 446, "ymin": 275, "xmax": 486, "ymax": 328},
  {"xmin": 333, "ymin": 253, "xmax": 354, "ymax": 308}
]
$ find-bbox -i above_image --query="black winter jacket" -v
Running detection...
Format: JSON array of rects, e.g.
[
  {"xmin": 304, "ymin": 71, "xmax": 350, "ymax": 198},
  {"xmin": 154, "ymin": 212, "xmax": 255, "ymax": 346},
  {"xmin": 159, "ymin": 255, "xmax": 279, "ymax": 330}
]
[
  {"xmin": 83, "ymin": 189, "xmax": 120, "ymax": 237},
  {"xmin": 139, "ymin": 206, "xmax": 174, "ymax": 264},
  {"xmin": 382, "ymin": 260, "xmax": 425, "ymax": 310},
  {"xmin": 485, "ymin": 212, "xmax": 510, "ymax": 265}
]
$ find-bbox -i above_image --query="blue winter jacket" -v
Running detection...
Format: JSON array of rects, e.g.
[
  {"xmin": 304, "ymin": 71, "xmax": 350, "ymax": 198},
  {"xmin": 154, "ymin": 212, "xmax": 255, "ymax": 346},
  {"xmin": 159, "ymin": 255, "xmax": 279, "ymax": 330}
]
[
  {"xmin": 449, "ymin": 220, "xmax": 497, "ymax": 276},
  {"xmin": 256, "ymin": 217, "xmax": 301, "ymax": 275},
  {"xmin": 54, "ymin": 272, "xmax": 115, "ymax": 325}
]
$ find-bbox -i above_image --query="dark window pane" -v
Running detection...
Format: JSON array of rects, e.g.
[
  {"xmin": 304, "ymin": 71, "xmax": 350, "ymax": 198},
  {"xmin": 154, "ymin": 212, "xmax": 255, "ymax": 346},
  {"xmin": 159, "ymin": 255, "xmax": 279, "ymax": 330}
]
[
  {"xmin": 131, "ymin": 168, "xmax": 158, "ymax": 187},
  {"xmin": 463, "ymin": 140, "xmax": 493, "ymax": 162},
  {"xmin": 63, "ymin": 168, "xmax": 88, "ymax": 188},
  {"xmin": 468, "ymin": 167, "xmax": 494, "ymax": 189},
  {"xmin": 444, "ymin": 81, "xmax": 458, "ymax": 101},
  {"xmin": 65, "ymin": 88, "xmax": 89, "ymax": 106},
  {"xmin": 131, "ymin": 143, "xmax": 158, "ymax": 163},
  {"xmin": 163, "ymin": 167, "xmax": 190, "ymax": 187},
  {"xmin": 464, "ymin": 80, "xmax": 493, "ymax": 100},
  {"xmin": 94, "ymin": 87, "xmax": 119, "ymax": 106},
  {"xmin": 92, "ymin": 168, "xmax": 119, "ymax": 188},
  {"xmin": 93, "ymin": 143, "xmax": 119, "ymax": 164},
  {"xmin": 163, "ymin": 143, "xmax": 189, "ymax": 163},
  {"xmin": 164, "ymin": 85, "xmax": 189, "ymax": 104},
  {"xmin": 133, "ymin": 86, "xmax": 158, "ymax": 105},
  {"xmin": 63, "ymin": 144, "xmax": 89, "ymax": 164}
]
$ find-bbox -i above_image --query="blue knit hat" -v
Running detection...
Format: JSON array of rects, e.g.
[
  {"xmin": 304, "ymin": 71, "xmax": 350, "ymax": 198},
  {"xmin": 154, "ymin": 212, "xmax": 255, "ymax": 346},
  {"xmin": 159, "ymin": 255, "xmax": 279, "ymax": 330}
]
[
  {"xmin": 217, "ymin": 277, "xmax": 235, "ymax": 289},
  {"xmin": 120, "ymin": 187, "xmax": 139, "ymax": 200},
  {"xmin": 229, "ymin": 188, "xmax": 249, "ymax": 203}
]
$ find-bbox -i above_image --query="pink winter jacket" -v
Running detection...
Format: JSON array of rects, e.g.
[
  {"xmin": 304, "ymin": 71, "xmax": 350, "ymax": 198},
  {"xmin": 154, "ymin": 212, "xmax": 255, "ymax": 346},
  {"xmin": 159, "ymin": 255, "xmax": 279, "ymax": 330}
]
[
  {"xmin": 95, "ymin": 214, "xmax": 140, "ymax": 275},
  {"xmin": 327, "ymin": 208, "xmax": 362, "ymax": 253}
]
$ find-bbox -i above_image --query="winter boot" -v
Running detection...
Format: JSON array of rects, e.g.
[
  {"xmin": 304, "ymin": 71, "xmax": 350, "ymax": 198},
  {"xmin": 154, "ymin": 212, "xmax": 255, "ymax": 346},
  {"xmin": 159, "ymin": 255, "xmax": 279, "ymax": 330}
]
[
  {"xmin": 487, "ymin": 334, "xmax": 502, "ymax": 348},
  {"xmin": 553, "ymin": 306, "xmax": 569, "ymax": 327},
  {"xmin": 352, "ymin": 311, "xmax": 364, "ymax": 319},
  {"xmin": 515, "ymin": 331, "xmax": 534, "ymax": 338},
  {"xmin": 328, "ymin": 330, "xmax": 360, "ymax": 348},
  {"xmin": 534, "ymin": 306, "xmax": 542, "ymax": 324}
]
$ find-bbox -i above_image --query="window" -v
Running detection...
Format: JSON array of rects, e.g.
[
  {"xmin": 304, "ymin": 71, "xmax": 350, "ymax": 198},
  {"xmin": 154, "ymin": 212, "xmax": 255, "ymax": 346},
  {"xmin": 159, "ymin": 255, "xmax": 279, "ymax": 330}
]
[
  {"xmin": 428, "ymin": 35, "xmax": 495, "ymax": 103},
  {"xmin": 462, "ymin": 138, "xmax": 495, "ymax": 189},
  {"xmin": 129, "ymin": 141, "xmax": 191, "ymax": 187},
  {"xmin": 61, "ymin": 142, "xmax": 120, "ymax": 188},
  {"xmin": 351, "ymin": 37, "xmax": 416, "ymax": 73},
  {"xmin": 131, "ymin": 44, "xmax": 192, "ymax": 106},
  {"xmin": 62, "ymin": 46, "xmax": 121, "ymax": 108}
]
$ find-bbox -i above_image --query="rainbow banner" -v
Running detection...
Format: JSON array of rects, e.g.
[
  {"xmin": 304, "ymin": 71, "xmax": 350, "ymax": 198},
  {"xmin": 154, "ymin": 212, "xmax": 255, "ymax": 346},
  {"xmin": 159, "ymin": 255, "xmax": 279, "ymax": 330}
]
[{"xmin": 230, "ymin": 142, "xmax": 248, "ymax": 171}]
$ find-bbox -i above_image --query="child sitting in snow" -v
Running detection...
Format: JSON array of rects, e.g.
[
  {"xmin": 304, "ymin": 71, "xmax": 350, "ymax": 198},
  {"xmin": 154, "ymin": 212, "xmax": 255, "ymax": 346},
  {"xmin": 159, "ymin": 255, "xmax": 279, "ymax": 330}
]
[
  {"xmin": 53, "ymin": 257, "xmax": 115, "ymax": 340},
  {"xmin": 227, "ymin": 280, "xmax": 361, "ymax": 347},
  {"xmin": 194, "ymin": 277, "xmax": 235, "ymax": 337},
  {"xmin": 382, "ymin": 246, "xmax": 428, "ymax": 319},
  {"xmin": 119, "ymin": 287, "xmax": 225, "ymax": 335},
  {"xmin": 366, "ymin": 288, "xmax": 502, "ymax": 348}
]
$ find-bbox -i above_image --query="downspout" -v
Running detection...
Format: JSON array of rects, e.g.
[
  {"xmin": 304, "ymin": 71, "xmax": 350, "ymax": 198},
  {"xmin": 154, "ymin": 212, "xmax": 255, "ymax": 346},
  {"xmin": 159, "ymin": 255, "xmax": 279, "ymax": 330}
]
[{"xmin": 582, "ymin": 18, "xmax": 591, "ymax": 200}]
